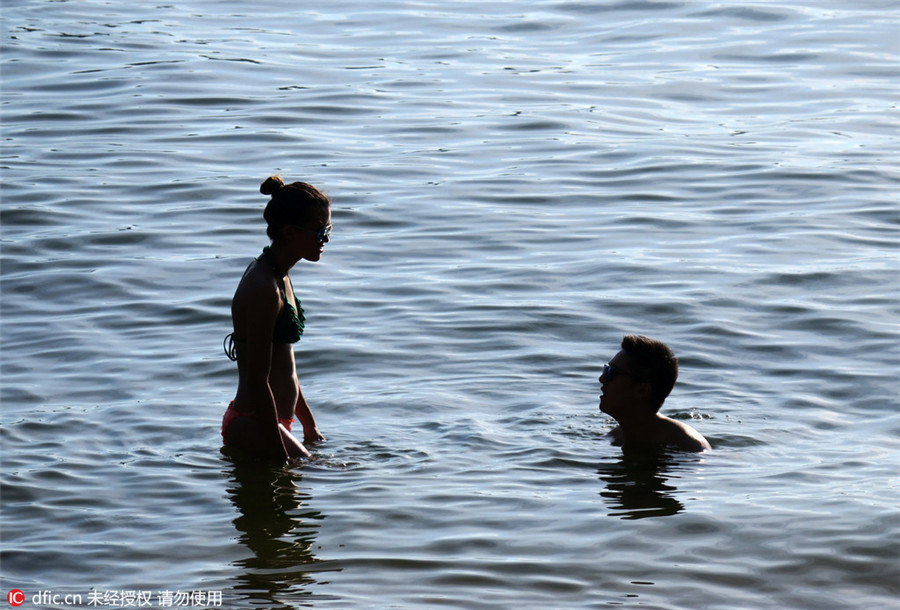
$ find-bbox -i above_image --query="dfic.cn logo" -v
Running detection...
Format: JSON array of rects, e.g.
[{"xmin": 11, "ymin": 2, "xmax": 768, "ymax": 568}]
[{"xmin": 7, "ymin": 590, "xmax": 25, "ymax": 607}]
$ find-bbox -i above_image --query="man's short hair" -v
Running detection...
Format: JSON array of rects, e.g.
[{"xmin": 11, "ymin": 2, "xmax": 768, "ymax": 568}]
[{"xmin": 621, "ymin": 335, "xmax": 678, "ymax": 411}]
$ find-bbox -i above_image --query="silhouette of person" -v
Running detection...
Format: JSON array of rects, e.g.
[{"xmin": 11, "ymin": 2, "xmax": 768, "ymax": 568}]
[{"xmin": 599, "ymin": 335, "xmax": 711, "ymax": 453}]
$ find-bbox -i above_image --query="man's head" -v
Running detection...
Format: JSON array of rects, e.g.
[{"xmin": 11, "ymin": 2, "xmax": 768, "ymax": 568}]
[{"xmin": 599, "ymin": 335, "xmax": 678, "ymax": 416}]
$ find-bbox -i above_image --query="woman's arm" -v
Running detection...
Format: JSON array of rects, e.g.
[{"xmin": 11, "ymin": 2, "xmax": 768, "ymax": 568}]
[
  {"xmin": 294, "ymin": 385, "xmax": 325, "ymax": 444},
  {"xmin": 243, "ymin": 281, "xmax": 290, "ymax": 461}
]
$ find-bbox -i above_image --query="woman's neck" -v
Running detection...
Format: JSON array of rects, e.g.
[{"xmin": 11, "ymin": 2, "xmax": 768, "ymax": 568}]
[{"xmin": 264, "ymin": 242, "xmax": 297, "ymax": 277}]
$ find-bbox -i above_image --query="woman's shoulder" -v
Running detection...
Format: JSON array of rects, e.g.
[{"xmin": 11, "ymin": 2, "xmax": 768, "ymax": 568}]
[{"xmin": 235, "ymin": 260, "xmax": 281, "ymax": 307}]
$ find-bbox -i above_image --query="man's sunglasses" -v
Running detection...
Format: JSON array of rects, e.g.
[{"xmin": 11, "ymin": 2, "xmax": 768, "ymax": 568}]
[{"xmin": 601, "ymin": 363, "xmax": 640, "ymax": 383}]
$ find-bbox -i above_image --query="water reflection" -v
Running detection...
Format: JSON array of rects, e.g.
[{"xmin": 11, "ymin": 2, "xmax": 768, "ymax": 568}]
[
  {"xmin": 222, "ymin": 453, "xmax": 331, "ymax": 609},
  {"xmin": 597, "ymin": 450, "xmax": 687, "ymax": 520}
]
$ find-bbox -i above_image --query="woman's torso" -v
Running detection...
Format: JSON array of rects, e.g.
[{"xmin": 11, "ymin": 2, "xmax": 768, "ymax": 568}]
[{"xmin": 230, "ymin": 258, "xmax": 301, "ymax": 420}]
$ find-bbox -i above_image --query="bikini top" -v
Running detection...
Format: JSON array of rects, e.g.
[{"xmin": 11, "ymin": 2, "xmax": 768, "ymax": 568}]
[{"xmin": 224, "ymin": 247, "xmax": 305, "ymax": 361}]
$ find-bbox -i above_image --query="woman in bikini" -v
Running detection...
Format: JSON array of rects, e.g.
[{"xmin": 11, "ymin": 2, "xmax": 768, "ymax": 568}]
[{"xmin": 222, "ymin": 176, "xmax": 332, "ymax": 461}]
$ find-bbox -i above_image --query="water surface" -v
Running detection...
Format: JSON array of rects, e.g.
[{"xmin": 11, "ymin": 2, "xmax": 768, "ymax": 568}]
[{"xmin": 2, "ymin": 1, "xmax": 899, "ymax": 608}]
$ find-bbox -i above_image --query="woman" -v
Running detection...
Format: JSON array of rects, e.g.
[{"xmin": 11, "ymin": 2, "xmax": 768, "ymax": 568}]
[{"xmin": 222, "ymin": 176, "xmax": 332, "ymax": 461}]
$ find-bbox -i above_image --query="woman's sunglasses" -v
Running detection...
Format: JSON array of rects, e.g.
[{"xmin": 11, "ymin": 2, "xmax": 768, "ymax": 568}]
[{"xmin": 294, "ymin": 223, "xmax": 333, "ymax": 243}]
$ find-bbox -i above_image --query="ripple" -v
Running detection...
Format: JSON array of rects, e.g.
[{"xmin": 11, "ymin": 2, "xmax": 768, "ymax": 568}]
[{"xmin": 2, "ymin": 0, "xmax": 898, "ymax": 608}]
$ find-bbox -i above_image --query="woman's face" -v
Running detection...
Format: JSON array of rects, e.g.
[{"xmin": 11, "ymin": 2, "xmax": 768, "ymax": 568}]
[{"xmin": 292, "ymin": 206, "xmax": 332, "ymax": 262}]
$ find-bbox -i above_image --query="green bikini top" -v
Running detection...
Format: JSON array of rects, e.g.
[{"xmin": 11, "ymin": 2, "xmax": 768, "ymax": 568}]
[
  {"xmin": 258, "ymin": 246, "xmax": 306, "ymax": 344},
  {"xmin": 224, "ymin": 246, "xmax": 305, "ymax": 361}
]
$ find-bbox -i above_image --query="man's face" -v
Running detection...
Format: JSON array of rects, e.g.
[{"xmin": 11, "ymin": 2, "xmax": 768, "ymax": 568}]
[{"xmin": 598, "ymin": 350, "xmax": 641, "ymax": 417}]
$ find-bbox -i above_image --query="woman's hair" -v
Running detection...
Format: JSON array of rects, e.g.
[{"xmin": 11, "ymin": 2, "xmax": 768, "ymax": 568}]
[
  {"xmin": 621, "ymin": 334, "xmax": 679, "ymax": 411},
  {"xmin": 260, "ymin": 175, "xmax": 330, "ymax": 241}
]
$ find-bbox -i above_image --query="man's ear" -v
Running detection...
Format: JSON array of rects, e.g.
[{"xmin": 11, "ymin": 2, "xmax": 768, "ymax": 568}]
[{"xmin": 635, "ymin": 380, "xmax": 653, "ymax": 402}]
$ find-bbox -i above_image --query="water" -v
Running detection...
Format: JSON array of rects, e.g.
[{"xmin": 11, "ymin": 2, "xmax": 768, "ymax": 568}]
[{"xmin": 2, "ymin": 1, "xmax": 898, "ymax": 608}]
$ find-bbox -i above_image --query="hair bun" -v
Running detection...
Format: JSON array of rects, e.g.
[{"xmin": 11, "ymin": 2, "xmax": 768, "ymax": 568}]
[{"xmin": 260, "ymin": 175, "xmax": 285, "ymax": 196}]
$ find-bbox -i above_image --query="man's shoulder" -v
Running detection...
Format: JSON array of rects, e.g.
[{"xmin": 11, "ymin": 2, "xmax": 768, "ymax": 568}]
[
  {"xmin": 660, "ymin": 416, "xmax": 711, "ymax": 452},
  {"xmin": 606, "ymin": 425, "xmax": 624, "ymax": 446}
]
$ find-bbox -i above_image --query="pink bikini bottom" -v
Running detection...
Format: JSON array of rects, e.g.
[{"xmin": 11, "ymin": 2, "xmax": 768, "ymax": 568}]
[{"xmin": 222, "ymin": 401, "xmax": 293, "ymax": 443}]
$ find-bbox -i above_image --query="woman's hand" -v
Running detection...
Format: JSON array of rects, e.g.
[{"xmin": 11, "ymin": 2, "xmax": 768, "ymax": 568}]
[{"xmin": 304, "ymin": 427, "xmax": 325, "ymax": 444}]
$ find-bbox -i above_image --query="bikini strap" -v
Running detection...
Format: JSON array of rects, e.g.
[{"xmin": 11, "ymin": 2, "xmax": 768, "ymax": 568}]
[
  {"xmin": 259, "ymin": 246, "xmax": 284, "ymax": 278},
  {"xmin": 223, "ymin": 333, "xmax": 240, "ymax": 361}
]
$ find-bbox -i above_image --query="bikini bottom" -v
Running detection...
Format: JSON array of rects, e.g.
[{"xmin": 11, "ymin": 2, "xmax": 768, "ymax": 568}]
[{"xmin": 222, "ymin": 401, "xmax": 293, "ymax": 443}]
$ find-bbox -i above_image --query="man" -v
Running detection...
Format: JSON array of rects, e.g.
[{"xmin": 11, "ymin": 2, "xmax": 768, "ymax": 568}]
[{"xmin": 599, "ymin": 335, "xmax": 711, "ymax": 453}]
